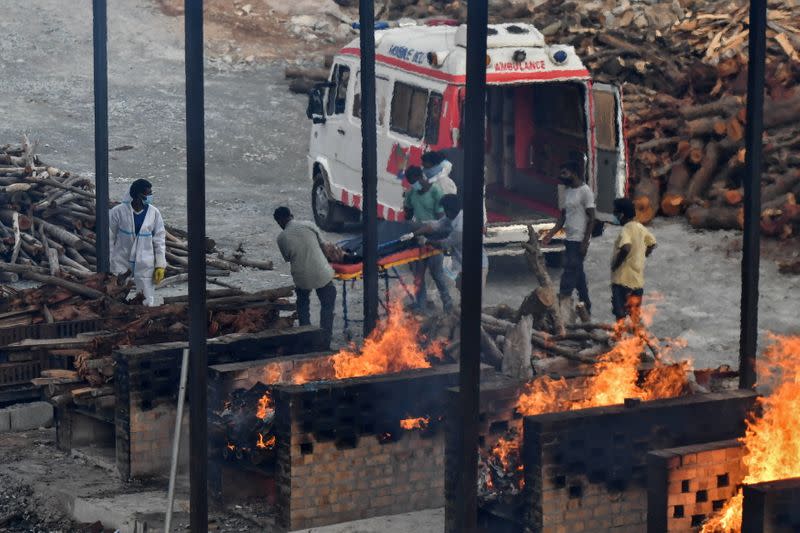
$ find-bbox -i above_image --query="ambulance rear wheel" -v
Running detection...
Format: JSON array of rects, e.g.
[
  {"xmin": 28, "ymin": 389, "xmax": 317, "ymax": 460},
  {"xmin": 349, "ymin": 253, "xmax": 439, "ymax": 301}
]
[{"xmin": 312, "ymin": 178, "xmax": 342, "ymax": 232}]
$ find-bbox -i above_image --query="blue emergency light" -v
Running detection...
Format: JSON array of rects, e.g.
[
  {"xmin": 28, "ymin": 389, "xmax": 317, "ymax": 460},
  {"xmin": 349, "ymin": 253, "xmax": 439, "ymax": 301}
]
[
  {"xmin": 352, "ymin": 21, "xmax": 391, "ymax": 30},
  {"xmin": 553, "ymin": 50, "xmax": 568, "ymax": 64}
]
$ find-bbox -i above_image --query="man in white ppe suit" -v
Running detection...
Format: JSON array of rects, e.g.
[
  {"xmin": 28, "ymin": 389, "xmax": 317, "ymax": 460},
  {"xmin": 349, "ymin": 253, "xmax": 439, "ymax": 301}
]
[{"xmin": 109, "ymin": 179, "xmax": 167, "ymax": 306}]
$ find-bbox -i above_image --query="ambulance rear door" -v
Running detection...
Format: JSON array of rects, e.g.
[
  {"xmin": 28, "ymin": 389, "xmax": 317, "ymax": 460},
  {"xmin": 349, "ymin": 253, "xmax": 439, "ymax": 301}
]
[{"xmin": 592, "ymin": 83, "xmax": 628, "ymax": 218}]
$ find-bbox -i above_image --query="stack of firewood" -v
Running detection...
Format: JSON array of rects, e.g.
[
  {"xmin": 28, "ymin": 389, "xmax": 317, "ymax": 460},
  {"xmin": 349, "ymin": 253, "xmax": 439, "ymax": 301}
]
[
  {"xmin": 0, "ymin": 138, "xmax": 273, "ymax": 283},
  {"xmin": 421, "ymin": 231, "xmax": 618, "ymax": 380},
  {"xmin": 0, "ymin": 274, "xmax": 296, "ymax": 411}
]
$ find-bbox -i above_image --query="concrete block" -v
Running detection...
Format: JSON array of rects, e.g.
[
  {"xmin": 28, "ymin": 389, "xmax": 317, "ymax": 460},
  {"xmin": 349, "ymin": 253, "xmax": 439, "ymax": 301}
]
[
  {"xmin": 0, "ymin": 409, "xmax": 10, "ymax": 432},
  {"xmin": 8, "ymin": 401, "xmax": 53, "ymax": 431}
]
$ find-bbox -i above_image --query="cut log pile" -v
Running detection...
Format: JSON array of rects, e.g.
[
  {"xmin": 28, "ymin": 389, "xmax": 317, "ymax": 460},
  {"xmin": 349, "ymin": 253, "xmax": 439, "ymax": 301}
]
[
  {"xmin": 0, "ymin": 139, "xmax": 273, "ymax": 283},
  {"xmin": 524, "ymin": 0, "xmax": 800, "ymax": 257},
  {"xmin": 292, "ymin": 0, "xmax": 800, "ymax": 270},
  {"xmin": 422, "ymin": 231, "xmax": 630, "ymax": 376},
  {"xmin": 0, "ymin": 274, "xmax": 296, "ymax": 412}
]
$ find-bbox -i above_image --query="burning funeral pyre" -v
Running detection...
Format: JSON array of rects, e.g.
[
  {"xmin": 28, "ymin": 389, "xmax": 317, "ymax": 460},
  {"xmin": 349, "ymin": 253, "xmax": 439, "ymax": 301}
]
[
  {"xmin": 701, "ymin": 335, "xmax": 800, "ymax": 533},
  {"xmin": 212, "ymin": 301, "xmax": 444, "ymax": 461},
  {"xmin": 478, "ymin": 298, "xmax": 695, "ymax": 503}
]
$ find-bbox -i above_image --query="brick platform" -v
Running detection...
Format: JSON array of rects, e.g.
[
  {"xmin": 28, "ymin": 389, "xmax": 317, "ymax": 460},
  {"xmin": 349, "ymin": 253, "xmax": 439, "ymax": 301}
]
[
  {"xmin": 742, "ymin": 477, "xmax": 800, "ymax": 533},
  {"xmin": 270, "ymin": 363, "xmax": 491, "ymax": 530},
  {"xmin": 521, "ymin": 390, "xmax": 758, "ymax": 533},
  {"xmin": 648, "ymin": 439, "xmax": 745, "ymax": 532},
  {"xmin": 113, "ymin": 326, "xmax": 328, "ymax": 480},
  {"xmin": 444, "ymin": 375, "xmax": 524, "ymax": 533}
]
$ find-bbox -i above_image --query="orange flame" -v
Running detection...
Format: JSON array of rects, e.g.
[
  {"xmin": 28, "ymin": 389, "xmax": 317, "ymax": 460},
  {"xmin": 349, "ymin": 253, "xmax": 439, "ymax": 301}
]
[
  {"xmin": 491, "ymin": 435, "xmax": 520, "ymax": 472},
  {"xmin": 256, "ymin": 433, "xmax": 276, "ymax": 450},
  {"xmin": 702, "ymin": 335, "xmax": 800, "ymax": 533},
  {"xmin": 400, "ymin": 416, "xmax": 430, "ymax": 430},
  {"xmin": 290, "ymin": 301, "xmax": 442, "ymax": 383},
  {"xmin": 256, "ymin": 392, "xmax": 273, "ymax": 420},
  {"xmin": 517, "ymin": 297, "xmax": 689, "ymax": 416},
  {"xmin": 331, "ymin": 301, "xmax": 443, "ymax": 379}
]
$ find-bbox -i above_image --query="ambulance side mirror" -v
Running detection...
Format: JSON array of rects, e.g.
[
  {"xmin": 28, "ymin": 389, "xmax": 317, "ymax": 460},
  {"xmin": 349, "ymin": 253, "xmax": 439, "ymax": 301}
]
[{"xmin": 307, "ymin": 86, "xmax": 327, "ymax": 124}]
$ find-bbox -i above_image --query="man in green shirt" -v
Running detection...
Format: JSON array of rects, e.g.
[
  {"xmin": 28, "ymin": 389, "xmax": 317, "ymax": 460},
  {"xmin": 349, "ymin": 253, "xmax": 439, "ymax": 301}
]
[
  {"xmin": 402, "ymin": 167, "xmax": 452, "ymax": 312},
  {"xmin": 403, "ymin": 166, "xmax": 444, "ymax": 222}
]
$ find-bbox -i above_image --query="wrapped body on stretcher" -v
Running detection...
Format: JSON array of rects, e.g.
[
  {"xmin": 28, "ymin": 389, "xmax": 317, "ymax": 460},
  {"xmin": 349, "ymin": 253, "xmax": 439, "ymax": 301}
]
[{"xmin": 324, "ymin": 220, "xmax": 447, "ymax": 280}]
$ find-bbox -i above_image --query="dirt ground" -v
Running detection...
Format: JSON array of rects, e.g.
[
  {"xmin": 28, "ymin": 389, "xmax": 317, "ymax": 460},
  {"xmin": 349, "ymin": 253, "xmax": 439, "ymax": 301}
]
[{"xmin": 0, "ymin": 0, "xmax": 798, "ymax": 530}]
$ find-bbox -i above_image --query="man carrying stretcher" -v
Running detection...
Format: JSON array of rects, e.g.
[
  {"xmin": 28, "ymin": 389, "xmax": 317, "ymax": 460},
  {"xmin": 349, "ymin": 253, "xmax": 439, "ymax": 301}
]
[{"xmin": 403, "ymin": 194, "xmax": 489, "ymax": 298}]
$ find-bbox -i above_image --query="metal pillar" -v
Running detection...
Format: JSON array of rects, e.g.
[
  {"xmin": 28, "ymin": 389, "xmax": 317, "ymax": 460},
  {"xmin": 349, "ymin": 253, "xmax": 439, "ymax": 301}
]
[
  {"xmin": 359, "ymin": 0, "xmax": 379, "ymax": 335},
  {"xmin": 92, "ymin": 0, "xmax": 110, "ymax": 273},
  {"xmin": 739, "ymin": 0, "xmax": 767, "ymax": 389},
  {"xmin": 456, "ymin": 1, "xmax": 489, "ymax": 531},
  {"xmin": 185, "ymin": 1, "xmax": 208, "ymax": 531}
]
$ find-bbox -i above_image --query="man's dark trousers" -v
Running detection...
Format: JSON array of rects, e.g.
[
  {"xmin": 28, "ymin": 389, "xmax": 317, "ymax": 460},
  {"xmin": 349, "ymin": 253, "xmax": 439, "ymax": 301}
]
[
  {"xmin": 611, "ymin": 284, "xmax": 643, "ymax": 320},
  {"xmin": 560, "ymin": 241, "xmax": 591, "ymax": 312},
  {"xmin": 296, "ymin": 281, "xmax": 336, "ymax": 346}
]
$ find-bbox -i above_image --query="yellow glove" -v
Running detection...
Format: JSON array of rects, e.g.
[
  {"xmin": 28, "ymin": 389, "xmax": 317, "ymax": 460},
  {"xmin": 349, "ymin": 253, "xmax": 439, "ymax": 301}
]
[{"xmin": 153, "ymin": 267, "xmax": 166, "ymax": 284}]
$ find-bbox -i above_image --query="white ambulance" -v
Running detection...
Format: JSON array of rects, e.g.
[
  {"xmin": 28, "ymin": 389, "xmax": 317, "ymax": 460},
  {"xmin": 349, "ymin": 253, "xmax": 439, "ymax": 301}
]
[{"xmin": 305, "ymin": 21, "xmax": 627, "ymax": 256}]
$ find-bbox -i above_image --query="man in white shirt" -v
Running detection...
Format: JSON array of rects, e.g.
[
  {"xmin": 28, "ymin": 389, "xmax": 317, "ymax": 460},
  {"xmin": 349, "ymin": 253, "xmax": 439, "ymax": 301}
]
[
  {"xmin": 542, "ymin": 161, "xmax": 596, "ymax": 315},
  {"xmin": 274, "ymin": 206, "xmax": 336, "ymax": 347}
]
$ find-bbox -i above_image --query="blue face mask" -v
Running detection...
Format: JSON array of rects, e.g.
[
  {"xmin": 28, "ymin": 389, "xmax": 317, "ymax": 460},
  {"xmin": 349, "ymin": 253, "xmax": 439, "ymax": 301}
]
[
  {"xmin": 143, "ymin": 194, "xmax": 153, "ymax": 205},
  {"xmin": 423, "ymin": 161, "xmax": 445, "ymax": 179},
  {"xmin": 411, "ymin": 181, "xmax": 423, "ymax": 192}
]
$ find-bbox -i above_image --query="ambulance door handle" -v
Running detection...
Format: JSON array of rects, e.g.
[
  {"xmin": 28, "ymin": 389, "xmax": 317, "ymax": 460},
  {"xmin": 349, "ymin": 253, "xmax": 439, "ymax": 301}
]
[{"xmin": 337, "ymin": 128, "xmax": 346, "ymax": 135}]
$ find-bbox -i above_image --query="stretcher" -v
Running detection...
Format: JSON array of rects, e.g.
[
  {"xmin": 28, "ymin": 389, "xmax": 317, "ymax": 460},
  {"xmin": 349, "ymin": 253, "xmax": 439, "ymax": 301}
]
[{"xmin": 331, "ymin": 244, "xmax": 441, "ymax": 338}]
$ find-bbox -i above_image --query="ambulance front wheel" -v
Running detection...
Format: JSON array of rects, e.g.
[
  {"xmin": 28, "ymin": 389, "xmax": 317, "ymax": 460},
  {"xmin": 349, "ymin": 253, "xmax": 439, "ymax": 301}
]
[{"xmin": 312, "ymin": 177, "xmax": 342, "ymax": 232}]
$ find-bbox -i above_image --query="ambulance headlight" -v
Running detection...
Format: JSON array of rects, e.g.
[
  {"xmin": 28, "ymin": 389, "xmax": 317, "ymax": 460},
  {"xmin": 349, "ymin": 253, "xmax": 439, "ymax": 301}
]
[
  {"xmin": 512, "ymin": 50, "xmax": 526, "ymax": 63},
  {"xmin": 552, "ymin": 49, "xmax": 568, "ymax": 64}
]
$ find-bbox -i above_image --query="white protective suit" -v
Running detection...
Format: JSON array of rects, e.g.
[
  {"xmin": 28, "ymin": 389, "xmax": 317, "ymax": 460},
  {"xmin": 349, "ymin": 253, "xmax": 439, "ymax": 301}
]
[{"xmin": 109, "ymin": 194, "xmax": 167, "ymax": 306}]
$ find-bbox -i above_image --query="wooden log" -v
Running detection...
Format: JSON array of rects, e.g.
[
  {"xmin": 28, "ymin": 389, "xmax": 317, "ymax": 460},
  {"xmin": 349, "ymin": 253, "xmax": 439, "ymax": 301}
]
[
  {"xmin": 688, "ymin": 139, "xmax": 706, "ymax": 165},
  {"xmin": 726, "ymin": 118, "xmax": 745, "ymax": 143},
  {"xmin": 636, "ymin": 136, "xmax": 681, "ymax": 151},
  {"xmin": 0, "ymin": 262, "xmax": 107, "ymax": 299},
  {"xmin": 687, "ymin": 116, "xmax": 725, "ymax": 138},
  {"xmin": 686, "ymin": 141, "xmax": 721, "ymax": 205},
  {"xmin": 633, "ymin": 176, "xmax": 661, "ymax": 225},
  {"xmin": 679, "ymin": 95, "xmax": 742, "ymax": 120},
  {"xmin": 284, "ymin": 66, "xmax": 329, "ymax": 81},
  {"xmin": 479, "ymin": 326, "xmax": 504, "ymax": 368},
  {"xmin": 724, "ymin": 188, "xmax": 744, "ymax": 206},
  {"xmin": 501, "ymin": 315, "xmax": 533, "ymax": 381},
  {"xmin": 518, "ymin": 286, "xmax": 556, "ymax": 320},
  {"xmin": 660, "ymin": 163, "xmax": 691, "ymax": 216},
  {"xmin": 520, "ymin": 228, "xmax": 564, "ymax": 335},
  {"xmin": 23, "ymin": 175, "xmax": 95, "ymax": 199},
  {"xmin": 530, "ymin": 331, "xmax": 597, "ymax": 364},
  {"xmin": 5, "ymin": 337, "xmax": 93, "ymax": 351},
  {"xmin": 686, "ymin": 206, "xmax": 743, "ymax": 230},
  {"xmin": 230, "ymin": 255, "xmax": 274, "ymax": 270}
]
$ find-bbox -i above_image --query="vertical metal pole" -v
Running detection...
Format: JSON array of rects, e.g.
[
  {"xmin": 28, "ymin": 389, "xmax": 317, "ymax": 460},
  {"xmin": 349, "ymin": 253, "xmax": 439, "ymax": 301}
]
[
  {"xmin": 739, "ymin": 0, "xmax": 767, "ymax": 390},
  {"xmin": 359, "ymin": 0, "xmax": 379, "ymax": 335},
  {"xmin": 457, "ymin": 2, "xmax": 488, "ymax": 531},
  {"xmin": 92, "ymin": 0, "xmax": 110, "ymax": 273},
  {"xmin": 185, "ymin": 1, "xmax": 208, "ymax": 531}
]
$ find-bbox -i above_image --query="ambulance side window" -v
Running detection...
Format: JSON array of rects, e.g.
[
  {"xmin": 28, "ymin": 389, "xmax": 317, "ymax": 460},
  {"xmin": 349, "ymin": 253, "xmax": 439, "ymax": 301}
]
[
  {"xmin": 353, "ymin": 73, "xmax": 388, "ymax": 126},
  {"xmin": 390, "ymin": 82, "xmax": 428, "ymax": 139},
  {"xmin": 425, "ymin": 92, "xmax": 443, "ymax": 145},
  {"xmin": 326, "ymin": 64, "xmax": 351, "ymax": 116}
]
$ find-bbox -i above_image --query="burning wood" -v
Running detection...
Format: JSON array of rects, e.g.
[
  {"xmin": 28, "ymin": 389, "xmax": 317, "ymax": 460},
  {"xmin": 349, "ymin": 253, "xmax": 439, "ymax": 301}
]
[
  {"xmin": 400, "ymin": 416, "xmax": 430, "ymax": 430},
  {"xmin": 290, "ymin": 300, "xmax": 444, "ymax": 383},
  {"xmin": 702, "ymin": 335, "xmax": 800, "ymax": 532},
  {"xmin": 213, "ymin": 384, "xmax": 277, "ymax": 464}
]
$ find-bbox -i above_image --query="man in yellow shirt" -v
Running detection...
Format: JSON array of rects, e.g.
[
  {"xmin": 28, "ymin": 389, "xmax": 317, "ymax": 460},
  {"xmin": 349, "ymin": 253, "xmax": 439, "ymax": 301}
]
[{"xmin": 610, "ymin": 198, "xmax": 657, "ymax": 320}]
